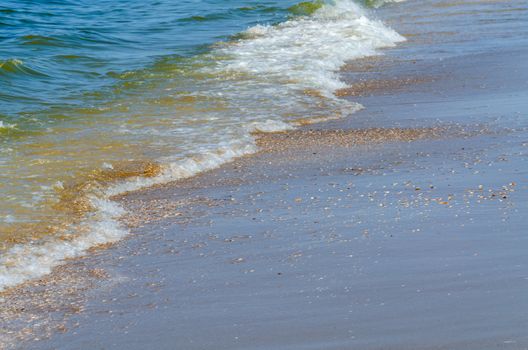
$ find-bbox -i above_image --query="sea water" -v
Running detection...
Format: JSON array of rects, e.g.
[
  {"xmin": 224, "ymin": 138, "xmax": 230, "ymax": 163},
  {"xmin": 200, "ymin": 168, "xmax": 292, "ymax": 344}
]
[{"xmin": 0, "ymin": 0, "xmax": 404, "ymax": 290}]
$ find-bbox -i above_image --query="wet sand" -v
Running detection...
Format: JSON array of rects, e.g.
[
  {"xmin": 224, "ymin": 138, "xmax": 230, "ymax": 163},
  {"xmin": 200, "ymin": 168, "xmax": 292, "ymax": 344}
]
[{"xmin": 2, "ymin": 0, "xmax": 528, "ymax": 349}]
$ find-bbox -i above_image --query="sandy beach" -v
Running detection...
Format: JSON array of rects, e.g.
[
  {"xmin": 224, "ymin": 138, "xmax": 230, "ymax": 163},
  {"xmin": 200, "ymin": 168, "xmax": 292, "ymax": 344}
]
[{"xmin": 2, "ymin": 0, "xmax": 528, "ymax": 349}]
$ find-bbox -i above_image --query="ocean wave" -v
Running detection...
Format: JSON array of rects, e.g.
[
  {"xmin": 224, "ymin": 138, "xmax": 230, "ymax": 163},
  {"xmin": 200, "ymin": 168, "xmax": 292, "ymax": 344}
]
[
  {"xmin": 0, "ymin": 58, "xmax": 48, "ymax": 77},
  {"xmin": 214, "ymin": 0, "xmax": 405, "ymax": 98},
  {"xmin": 20, "ymin": 34, "xmax": 66, "ymax": 47},
  {"xmin": 365, "ymin": 0, "xmax": 407, "ymax": 9},
  {"xmin": 0, "ymin": 198, "xmax": 127, "ymax": 290},
  {"xmin": 288, "ymin": 1, "xmax": 325, "ymax": 16},
  {"xmin": 177, "ymin": 5, "xmax": 285, "ymax": 23},
  {"xmin": 0, "ymin": 141, "xmax": 258, "ymax": 291},
  {"xmin": 0, "ymin": 0, "xmax": 405, "ymax": 292},
  {"xmin": 0, "ymin": 121, "xmax": 16, "ymax": 130}
]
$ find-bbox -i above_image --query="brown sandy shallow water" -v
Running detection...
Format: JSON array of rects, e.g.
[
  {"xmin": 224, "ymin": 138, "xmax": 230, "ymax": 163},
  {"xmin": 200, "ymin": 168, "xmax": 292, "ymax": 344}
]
[{"xmin": 2, "ymin": 0, "xmax": 528, "ymax": 349}]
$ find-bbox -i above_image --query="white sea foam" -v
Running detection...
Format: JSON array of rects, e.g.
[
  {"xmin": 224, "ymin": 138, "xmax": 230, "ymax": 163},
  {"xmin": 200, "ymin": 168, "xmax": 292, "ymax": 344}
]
[
  {"xmin": 215, "ymin": 0, "xmax": 405, "ymax": 98},
  {"xmin": 0, "ymin": 0, "xmax": 406, "ymax": 291},
  {"xmin": 0, "ymin": 198, "xmax": 127, "ymax": 290},
  {"xmin": 0, "ymin": 121, "xmax": 16, "ymax": 129},
  {"xmin": 247, "ymin": 120, "xmax": 295, "ymax": 133},
  {"xmin": 106, "ymin": 140, "xmax": 257, "ymax": 196},
  {"xmin": 0, "ymin": 141, "xmax": 260, "ymax": 291},
  {"xmin": 0, "ymin": 128, "xmax": 278, "ymax": 291}
]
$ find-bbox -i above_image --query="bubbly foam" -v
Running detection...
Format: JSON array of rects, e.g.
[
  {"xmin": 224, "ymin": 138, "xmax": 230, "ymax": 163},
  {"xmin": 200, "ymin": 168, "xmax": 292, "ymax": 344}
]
[
  {"xmin": 0, "ymin": 121, "xmax": 16, "ymax": 129},
  {"xmin": 0, "ymin": 199, "xmax": 126, "ymax": 290},
  {"xmin": 215, "ymin": 0, "xmax": 405, "ymax": 98},
  {"xmin": 106, "ymin": 141, "xmax": 258, "ymax": 197},
  {"xmin": 0, "ymin": 0, "xmax": 405, "ymax": 292},
  {"xmin": 247, "ymin": 120, "xmax": 296, "ymax": 133}
]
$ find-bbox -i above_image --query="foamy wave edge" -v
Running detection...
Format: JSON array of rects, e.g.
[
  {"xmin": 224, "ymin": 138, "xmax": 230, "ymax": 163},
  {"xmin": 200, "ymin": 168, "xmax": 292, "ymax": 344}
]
[
  {"xmin": 0, "ymin": 0, "xmax": 405, "ymax": 292},
  {"xmin": 0, "ymin": 141, "xmax": 258, "ymax": 291},
  {"xmin": 0, "ymin": 121, "xmax": 16, "ymax": 130}
]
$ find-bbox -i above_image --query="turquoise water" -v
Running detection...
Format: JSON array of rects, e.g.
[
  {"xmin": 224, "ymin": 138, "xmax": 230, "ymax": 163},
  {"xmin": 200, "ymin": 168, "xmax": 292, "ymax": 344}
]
[
  {"xmin": 0, "ymin": 0, "xmax": 405, "ymax": 289},
  {"xmin": 0, "ymin": 0, "xmax": 303, "ymax": 236},
  {"xmin": 1, "ymin": 0, "xmax": 299, "ymax": 121}
]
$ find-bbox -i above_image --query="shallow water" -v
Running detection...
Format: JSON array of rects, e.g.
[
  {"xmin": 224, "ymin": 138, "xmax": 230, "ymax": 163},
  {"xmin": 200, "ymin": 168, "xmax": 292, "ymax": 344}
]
[
  {"xmin": 0, "ymin": 1, "xmax": 405, "ymax": 290},
  {"xmin": 1, "ymin": 0, "xmax": 527, "ymax": 347}
]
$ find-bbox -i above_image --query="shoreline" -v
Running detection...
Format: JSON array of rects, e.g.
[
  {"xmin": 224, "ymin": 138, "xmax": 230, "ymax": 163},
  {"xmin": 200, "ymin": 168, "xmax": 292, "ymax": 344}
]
[
  {"xmin": 2, "ymin": 0, "xmax": 528, "ymax": 349},
  {"xmin": 0, "ymin": 0, "xmax": 403, "ymax": 254},
  {"xmin": 0, "ymin": 0, "xmax": 401, "ymax": 291}
]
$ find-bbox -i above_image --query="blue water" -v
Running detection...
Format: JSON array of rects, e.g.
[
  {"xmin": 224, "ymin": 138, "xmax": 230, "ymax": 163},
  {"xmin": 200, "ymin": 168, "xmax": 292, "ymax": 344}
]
[
  {"xmin": 0, "ymin": 0, "xmax": 407, "ymax": 290},
  {"xmin": 0, "ymin": 0, "xmax": 300, "ymax": 120}
]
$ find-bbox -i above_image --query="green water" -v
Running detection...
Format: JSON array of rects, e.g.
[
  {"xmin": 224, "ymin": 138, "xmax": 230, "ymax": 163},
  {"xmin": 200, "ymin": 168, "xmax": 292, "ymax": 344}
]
[{"xmin": 0, "ymin": 0, "xmax": 409, "ymax": 290}]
